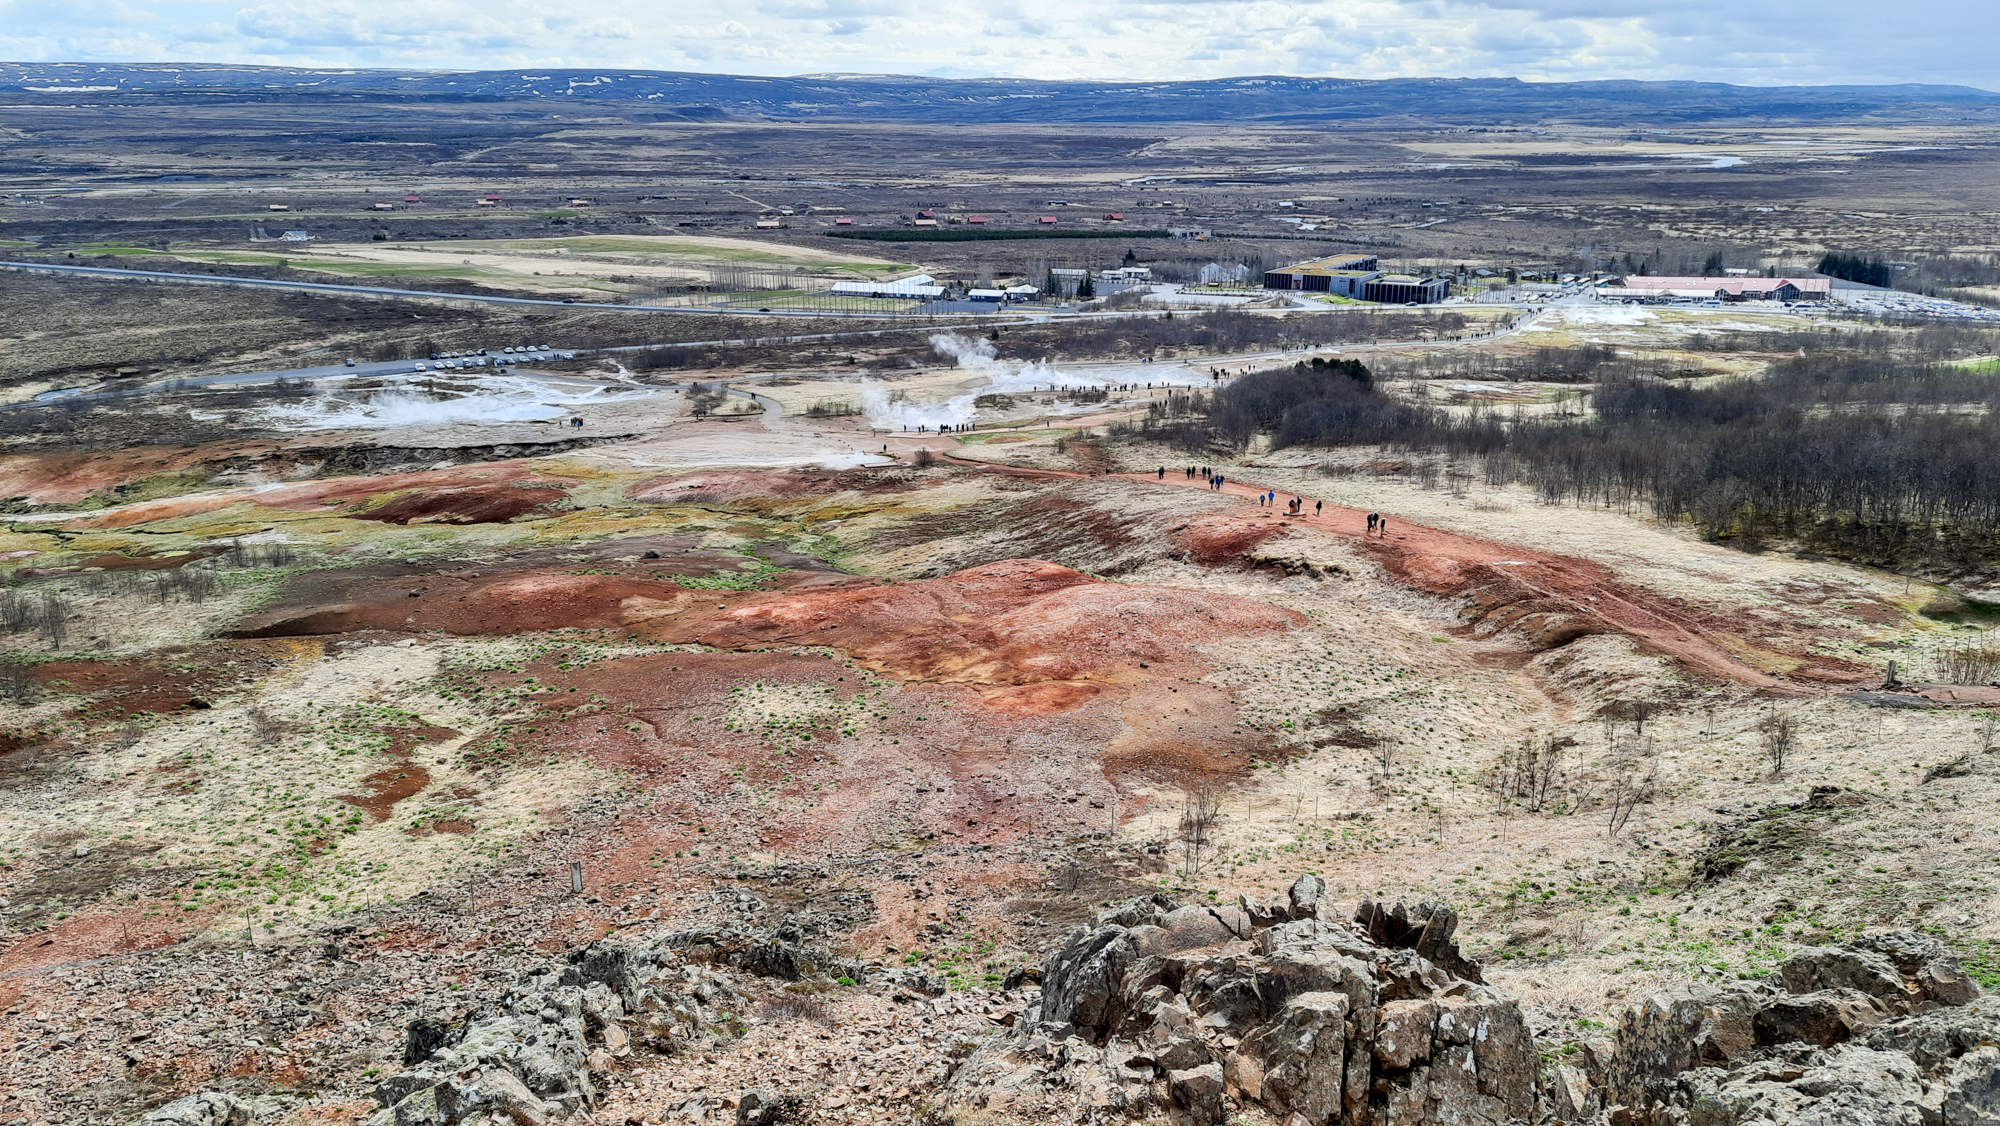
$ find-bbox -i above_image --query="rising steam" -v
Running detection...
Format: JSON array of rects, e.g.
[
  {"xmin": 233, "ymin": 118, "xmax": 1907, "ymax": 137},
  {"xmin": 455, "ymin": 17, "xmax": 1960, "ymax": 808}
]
[{"xmin": 861, "ymin": 333, "xmax": 1098, "ymax": 430}]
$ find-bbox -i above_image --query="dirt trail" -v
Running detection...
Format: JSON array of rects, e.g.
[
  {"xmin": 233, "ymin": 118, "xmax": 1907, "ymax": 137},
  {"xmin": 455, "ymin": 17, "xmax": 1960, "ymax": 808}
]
[
  {"xmin": 1124, "ymin": 470, "xmax": 1811, "ymax": 690},
  {"xmin": 940, "ymin": 450, "xmax": 1807, "ymax": 690}
]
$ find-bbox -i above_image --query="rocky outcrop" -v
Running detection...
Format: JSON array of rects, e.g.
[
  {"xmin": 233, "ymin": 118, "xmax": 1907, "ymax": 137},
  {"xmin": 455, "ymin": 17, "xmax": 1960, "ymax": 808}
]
[
  {"xmin": 948, "ymin": 877, "xmax": 1534, "ymax": 1125},
  {"xmin": 369, "ymin": 921, "xmax": 927, "ymax": 1126},
  {"xmin": 135, "ymin": 1093, "xmax": 253, "ymax": 1126},
  {"xmin": 1574, "ymin": 930, "xmax": 1996, "ymax": 1125}
]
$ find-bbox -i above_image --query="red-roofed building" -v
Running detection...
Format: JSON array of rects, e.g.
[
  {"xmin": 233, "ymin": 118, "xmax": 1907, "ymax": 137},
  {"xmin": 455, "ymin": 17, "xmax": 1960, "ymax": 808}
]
[{"xmin": 1039, "ymin": 215, "xmax": 1058, "ymax": 224}]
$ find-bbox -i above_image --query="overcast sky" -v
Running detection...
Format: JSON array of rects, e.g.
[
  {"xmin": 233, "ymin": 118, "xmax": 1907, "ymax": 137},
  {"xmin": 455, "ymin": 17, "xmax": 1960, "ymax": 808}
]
[{"xmin": 2, "ymin": 0, "xmax": 1996, "ymax": 90}]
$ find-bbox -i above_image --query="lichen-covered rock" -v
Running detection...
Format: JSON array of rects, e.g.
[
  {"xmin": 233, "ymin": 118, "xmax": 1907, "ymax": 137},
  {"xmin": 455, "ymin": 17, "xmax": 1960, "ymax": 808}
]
[
  {"xmin": 135, "ymin": 1092, "xmax": 252, "ymax": 1126},
  {"xmin": 948, "ymin": 878, "xmax": 1535, "ymax": 1126},
  {"xmin": 368, "ymin": 922, "xmax": 853, "ymax": 1125},
  {"xmin": 1583, "ymin": 934, "xmax": 1993, "ymax": 1126}
]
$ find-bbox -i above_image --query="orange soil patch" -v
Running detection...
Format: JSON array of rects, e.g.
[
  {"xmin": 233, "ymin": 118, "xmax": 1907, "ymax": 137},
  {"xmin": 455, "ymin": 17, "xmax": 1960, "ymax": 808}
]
[
  {"xmin": 1172, "ymin": 513, "xmax": 1290, "ymax": 565},
  {"xmin": 67, "ymin": 549, "xmax": 219, "ymax": 571},
  {"xmin": 488, "ymin": 648, "xmax": 1244, "ymax": 857},
  {"xmin": 249, "ymin": 462, "xmax": 547, "ymax": 513},
  {"xmin": 0, "ymin": 901, "xmax": 221, "ymax": 998},
  {"xmin": 0, "ymin": 446, "xmax": 226, "ymax": 505},
  {"xmin": 343, "ymin": 764, "xmax": 431, "ymax": 819},
  {"xmin": 661, "ymin": 559, "xmax": 1305, "ymax": 706},
  {"xmin": 338, "ymin": 722, "xmax": 459, "ymax": 819},
  {"xmin": 1115, "ymin": 472, "xmax": 1856, "ymax": 691},
  {"xmin": 349, "ymin": 481, "xmax": 567, "ymax": 525},
  {"xmin": 233, "ymin": 566, "xmax": 721, "ymax": 637},
  {"xmin": 40, "ymin": 460, "xmax": 564, "ymax": 532},
  {"xmin": 628, "ymin": 468, "xmax": 841, "ymax": 503},
  {"xmin": 48, "ymin": 493, "xmax": 243, "ymax": 531},
  {"xmin": 33, "ymin": 640, "xmax": 298, "ymax": 713}
]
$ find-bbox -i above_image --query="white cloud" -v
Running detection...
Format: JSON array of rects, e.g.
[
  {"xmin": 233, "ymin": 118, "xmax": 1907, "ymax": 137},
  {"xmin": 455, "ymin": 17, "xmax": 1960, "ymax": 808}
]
[{"xmin": 0, "ymin": 0, "xmax": 1993, "ymax": 89}]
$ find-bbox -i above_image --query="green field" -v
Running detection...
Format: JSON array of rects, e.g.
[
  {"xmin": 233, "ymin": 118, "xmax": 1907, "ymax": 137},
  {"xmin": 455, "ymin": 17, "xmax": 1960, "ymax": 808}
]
[
  {"xmin": 431, "ymin": 235, "xmax": 911, "ymax": 276},
  {"xmin": 829, "ymin": 228, "xmax": 1169, "ymax": 242}
]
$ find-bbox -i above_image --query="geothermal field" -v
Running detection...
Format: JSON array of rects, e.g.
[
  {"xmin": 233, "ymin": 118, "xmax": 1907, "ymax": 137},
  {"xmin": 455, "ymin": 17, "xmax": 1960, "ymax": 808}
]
[{"xmin": 4, "ymin": 72, "xmax": 2000, "ymax": 1126}]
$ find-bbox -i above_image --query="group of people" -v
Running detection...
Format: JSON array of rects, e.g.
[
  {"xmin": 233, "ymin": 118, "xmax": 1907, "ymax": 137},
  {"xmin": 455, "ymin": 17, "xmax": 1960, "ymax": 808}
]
[
  {"xmin": 1162, "ymin": 465, "xmax": 1230, "ymax": 491},
  {"xmin": 1152, "ymin": 464, "xmax": 1392, "ymax": 534},
  {"xmin": 1256, "ymin": 492, "xmax": 1323, "ymax": 518}
]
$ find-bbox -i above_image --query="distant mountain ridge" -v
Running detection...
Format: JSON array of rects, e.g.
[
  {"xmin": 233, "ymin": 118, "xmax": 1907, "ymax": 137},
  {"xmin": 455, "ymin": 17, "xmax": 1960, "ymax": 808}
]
[{"xmin": 3, "ymin": 62, "xmax": 1998, "ymax": 124}]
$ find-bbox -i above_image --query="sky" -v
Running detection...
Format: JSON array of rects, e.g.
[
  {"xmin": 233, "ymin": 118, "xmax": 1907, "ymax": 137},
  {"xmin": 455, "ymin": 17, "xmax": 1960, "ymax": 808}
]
[{"xmin": 1, "ymin": 0, "xmax": 1997, "ymax": 90}]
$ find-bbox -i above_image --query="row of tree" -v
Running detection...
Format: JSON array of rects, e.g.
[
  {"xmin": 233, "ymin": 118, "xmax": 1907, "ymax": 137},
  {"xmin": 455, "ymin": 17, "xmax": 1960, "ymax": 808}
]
[{"xmin": 1136, "ymin": 343, "xmax": 2000, "ymax": 570}]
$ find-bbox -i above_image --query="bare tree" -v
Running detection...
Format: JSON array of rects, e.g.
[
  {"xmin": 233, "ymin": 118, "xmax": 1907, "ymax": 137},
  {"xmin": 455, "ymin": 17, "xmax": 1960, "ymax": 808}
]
[
  {"xmin": 1603, "ymin": 736, "xmax": 1659, "ymax": 837},
  {"xmin": 1936, "ymin": 644, "xmax": 2000, "ymax": 686},
  {"xmin": 1177, "ymin": 783, "xmax": 1223, "ymax": 880},
  {"xmin": 1760, "ymin": 713, "xmax": 1798, "ymax": 777},
  {"xmin": 1374, "ymin": 735, "xmax": 1397, "ymax": 773},
  {"xmin": 1489, "ymin": 732, "xmax": 1575, "ymax": 813},
  {"xmin": 1625, "ymin": 698, "xmax": 1658, "ymax": 735},
  {"xmin": 37, "ymin": 592, "xmax": 68, "ymax": 650}
]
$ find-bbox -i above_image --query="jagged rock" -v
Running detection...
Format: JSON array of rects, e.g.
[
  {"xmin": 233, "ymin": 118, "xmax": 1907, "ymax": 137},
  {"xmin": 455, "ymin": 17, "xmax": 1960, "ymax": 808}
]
[
  {"xmin": 1167, "ymin": 1062, "xmax": 1225, "ymax": 1126},
  {"xmin": 1001, "ymin": 965, "xmax": 1042, "ymax": 991},
  {"xmin": 735, "ymin": 1088, "xmax": 793, "ymax": 1126},
  {"xmin": 1287, "ymin": 873, "xmax": 1327, "ymax": 918},
  {"xmin": 371, "ymin": 922, "xmax": 850, "ymax": 1125},
  {"xmin": 1236, "ymin": 992, "xmax": 1350, "ymax": 1122},
  {"xmin": 1587, "ymin": 935, "xmax": 1994, "ymax": 1126},
  {"xmin": 950, "ymin": 878, "xmax": 1537, "ymax": 1126},
  {"xmin": 136, "ymin": 1092, "xmax": 253, "ymax": 1126},
  {"xmin": 403, "ymin": 1017, "xmax": 468, "ymax": 1066},
  {"xmin": 1353, "ymin": 898, "xmax": 1484, "ymax": 984},
  {"xmin": 1751, "ymin": 989, "xmax": 1890, "ymax": 1048}
]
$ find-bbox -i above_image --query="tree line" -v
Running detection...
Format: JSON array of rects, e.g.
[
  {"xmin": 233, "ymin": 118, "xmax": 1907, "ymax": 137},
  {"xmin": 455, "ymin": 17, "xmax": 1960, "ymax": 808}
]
[{"xmin": 1133, "ymin": 343, "xmax": 2000, "ymax": 571}]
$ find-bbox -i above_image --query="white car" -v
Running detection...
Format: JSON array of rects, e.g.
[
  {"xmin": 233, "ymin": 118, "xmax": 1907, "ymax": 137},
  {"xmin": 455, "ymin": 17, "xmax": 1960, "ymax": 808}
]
[{"xmin": 414, "ymin": 362, "xmax": 427, "ymax": 370}]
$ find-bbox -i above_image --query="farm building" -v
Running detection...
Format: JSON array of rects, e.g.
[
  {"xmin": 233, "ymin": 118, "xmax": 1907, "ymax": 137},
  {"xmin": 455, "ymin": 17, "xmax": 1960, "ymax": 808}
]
[
  {"xmin": 1612, "ymin": 276, "xmax": 1832, "ymax": 302},
  {"xmin": 1261, "ymin": 253, "xmax": 1383, "ymax": 291}
]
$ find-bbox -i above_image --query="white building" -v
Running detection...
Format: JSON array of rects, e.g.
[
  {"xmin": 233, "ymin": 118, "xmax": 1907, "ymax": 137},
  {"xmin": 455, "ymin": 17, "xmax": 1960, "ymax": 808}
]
[{"xmin": 830, "ymin": 273, "xmax": 946, "ymax": 299}]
